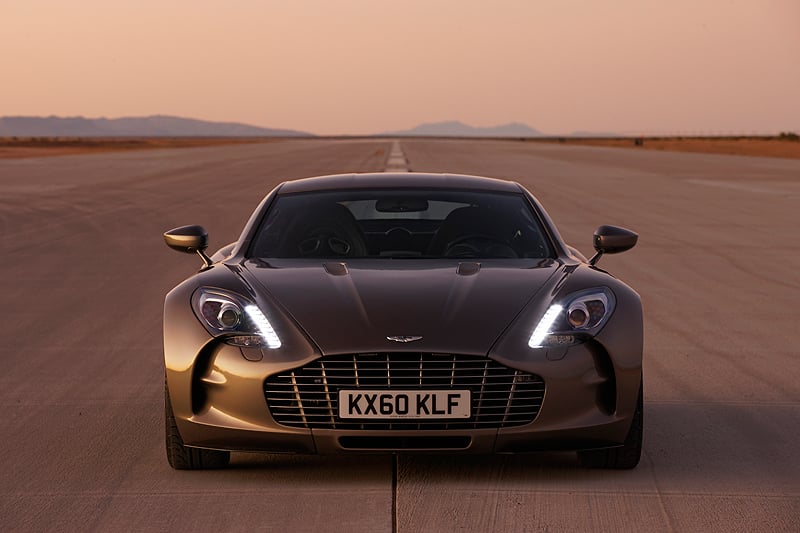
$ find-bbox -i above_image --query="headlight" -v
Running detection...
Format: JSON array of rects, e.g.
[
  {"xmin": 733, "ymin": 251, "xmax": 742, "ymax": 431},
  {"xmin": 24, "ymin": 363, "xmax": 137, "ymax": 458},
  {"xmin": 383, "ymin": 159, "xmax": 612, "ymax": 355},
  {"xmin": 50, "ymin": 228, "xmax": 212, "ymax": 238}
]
[
  {"xmin": 193, "ymin": 288, "xmax": 282, "ymax": 349},
  {"xmin": 566, "ymin": 291, "xmax": 611, "ymax": 330},
  {"xmin": 528, "ymin": 288, "xmax": 615, "ymax": 348}
]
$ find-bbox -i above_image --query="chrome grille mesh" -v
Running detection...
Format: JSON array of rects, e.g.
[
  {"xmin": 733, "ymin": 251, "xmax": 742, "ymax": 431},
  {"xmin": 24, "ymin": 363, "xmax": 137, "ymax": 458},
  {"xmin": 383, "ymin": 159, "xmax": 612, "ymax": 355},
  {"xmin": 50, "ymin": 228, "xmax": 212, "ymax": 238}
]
[{"xmin": 264, "ymin": 353, "xmax": 545, "ymax": 430}]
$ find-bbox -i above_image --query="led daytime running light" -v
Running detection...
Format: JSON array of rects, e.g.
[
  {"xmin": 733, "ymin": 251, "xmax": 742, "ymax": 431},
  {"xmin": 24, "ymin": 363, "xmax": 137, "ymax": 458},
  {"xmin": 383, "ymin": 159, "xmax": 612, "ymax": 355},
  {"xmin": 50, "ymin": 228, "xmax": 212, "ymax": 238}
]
[
  {"xmin": 245, "ymin": 305, "xmax": 282, "ymax": 349},
  {"xmin": 528, "ymin": 304, "xmax": 563, "ymax": 348}
]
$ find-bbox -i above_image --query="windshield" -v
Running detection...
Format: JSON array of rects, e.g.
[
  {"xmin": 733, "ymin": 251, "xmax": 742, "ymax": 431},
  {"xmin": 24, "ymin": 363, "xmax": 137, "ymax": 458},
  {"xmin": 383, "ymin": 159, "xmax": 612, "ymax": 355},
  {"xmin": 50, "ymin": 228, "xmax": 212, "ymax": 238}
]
[{"xmin": 249, "ymin": 189, "xmax": 554, "ymax": 259}]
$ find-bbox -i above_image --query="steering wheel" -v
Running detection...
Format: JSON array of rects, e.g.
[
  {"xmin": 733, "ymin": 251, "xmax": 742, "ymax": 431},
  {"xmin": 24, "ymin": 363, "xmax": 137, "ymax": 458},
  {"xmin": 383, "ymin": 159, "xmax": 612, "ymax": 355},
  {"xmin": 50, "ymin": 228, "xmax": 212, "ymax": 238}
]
[
  {"xmin": 443, "ymin": 234, "xmax": 518, "ymax": 258},
  {"xmin": 298, "ymin": 226, "xmax": 353, "ymax": 257}
]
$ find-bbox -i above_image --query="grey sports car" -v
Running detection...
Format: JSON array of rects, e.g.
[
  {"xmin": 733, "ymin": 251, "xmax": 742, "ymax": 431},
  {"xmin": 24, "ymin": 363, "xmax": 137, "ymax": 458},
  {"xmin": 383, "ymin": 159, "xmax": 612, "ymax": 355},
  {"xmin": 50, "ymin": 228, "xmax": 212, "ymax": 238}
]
[{"xmin": 163, "ymin": 172, "xmax": 642, "ymax": 470}]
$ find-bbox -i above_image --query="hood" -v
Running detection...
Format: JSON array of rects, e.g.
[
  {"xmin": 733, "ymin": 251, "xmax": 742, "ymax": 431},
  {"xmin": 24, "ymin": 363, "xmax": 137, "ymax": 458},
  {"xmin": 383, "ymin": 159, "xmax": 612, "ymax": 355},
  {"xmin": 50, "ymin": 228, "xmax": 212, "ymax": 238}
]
[{"xmin": 241, "ymin": 259, "xmax": 560, "ymax": 356}]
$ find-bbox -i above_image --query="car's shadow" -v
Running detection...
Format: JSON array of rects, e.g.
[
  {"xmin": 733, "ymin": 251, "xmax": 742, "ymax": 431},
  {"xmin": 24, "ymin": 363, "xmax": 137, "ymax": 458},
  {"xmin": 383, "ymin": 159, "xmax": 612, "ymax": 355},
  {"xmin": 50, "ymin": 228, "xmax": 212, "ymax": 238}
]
[
  {"xmin": 222, "ymin": 446, "xmax": 582, "ymax": 482},
  {"xmin": 211, "ymin": 400, "xmax": 798, "ymax": 490}
]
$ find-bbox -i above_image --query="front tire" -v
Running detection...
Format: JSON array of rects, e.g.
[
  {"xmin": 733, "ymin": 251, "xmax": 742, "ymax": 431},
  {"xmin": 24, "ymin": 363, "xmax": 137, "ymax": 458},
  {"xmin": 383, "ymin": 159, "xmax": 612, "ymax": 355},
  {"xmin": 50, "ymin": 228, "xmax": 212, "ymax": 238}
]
[
  {"xmin": 578, "ymin": 379, "xmax": 643, "ymax": 469},
  {"xmin": 165, "ymin": 385, "xmax": 230, "ymax": 470}
]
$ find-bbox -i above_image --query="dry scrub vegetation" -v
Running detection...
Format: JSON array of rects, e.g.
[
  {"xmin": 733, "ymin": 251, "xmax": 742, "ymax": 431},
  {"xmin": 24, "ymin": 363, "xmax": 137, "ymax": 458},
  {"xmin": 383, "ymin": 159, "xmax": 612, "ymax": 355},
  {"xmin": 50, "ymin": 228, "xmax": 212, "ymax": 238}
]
[
  {"xmin": 2, "ymin": 135, "xmax": 800, "ymax": 160},
  {"xmin": 0, "ymin": 137, "xmax": 272, "ymax": 159},
  {"xmin": 549, "ymin": 134, "xmax": 800, "ymax": 160}
]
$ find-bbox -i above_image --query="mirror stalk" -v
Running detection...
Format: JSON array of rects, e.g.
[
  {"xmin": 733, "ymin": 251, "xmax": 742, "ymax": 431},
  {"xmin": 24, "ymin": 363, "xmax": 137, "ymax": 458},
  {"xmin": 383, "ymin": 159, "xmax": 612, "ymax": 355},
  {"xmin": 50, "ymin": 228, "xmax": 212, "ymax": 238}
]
[{"xmin": 197, "ymin": 249, "xmax": 213, "ymax": 268}]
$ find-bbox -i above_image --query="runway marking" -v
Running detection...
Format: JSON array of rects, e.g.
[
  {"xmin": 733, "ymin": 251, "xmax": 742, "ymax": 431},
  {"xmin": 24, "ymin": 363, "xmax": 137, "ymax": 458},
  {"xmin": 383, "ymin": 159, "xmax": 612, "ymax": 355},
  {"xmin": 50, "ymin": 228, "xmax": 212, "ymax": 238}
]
[
  {"xmin": 686, "ymin": 178, "xmax": 800, "ymax": 197},
  {"xmin": 384, "ymin": 141, "xmax": 409, "ymax": 172},
  {"xmin": 392, "ymin": 455, "xmax": 398, "ymax": 533}
]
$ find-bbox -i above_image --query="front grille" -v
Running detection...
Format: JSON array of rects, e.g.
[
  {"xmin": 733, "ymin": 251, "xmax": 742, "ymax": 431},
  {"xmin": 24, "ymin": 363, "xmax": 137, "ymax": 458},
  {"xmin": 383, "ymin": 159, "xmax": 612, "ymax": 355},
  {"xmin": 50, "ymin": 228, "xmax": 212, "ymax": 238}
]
[{"xmin": 264, "ymin": 353, "xmax": 545, "ymax": 430}]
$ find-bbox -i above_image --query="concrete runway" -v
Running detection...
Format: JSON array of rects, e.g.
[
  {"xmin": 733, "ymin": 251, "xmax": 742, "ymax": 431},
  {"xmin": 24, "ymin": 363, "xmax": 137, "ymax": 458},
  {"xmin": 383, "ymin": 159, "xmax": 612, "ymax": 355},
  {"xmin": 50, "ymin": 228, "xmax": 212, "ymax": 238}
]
[{"xmin": 1, "ymin": 139, "xmax": 798, "ymax": 531}]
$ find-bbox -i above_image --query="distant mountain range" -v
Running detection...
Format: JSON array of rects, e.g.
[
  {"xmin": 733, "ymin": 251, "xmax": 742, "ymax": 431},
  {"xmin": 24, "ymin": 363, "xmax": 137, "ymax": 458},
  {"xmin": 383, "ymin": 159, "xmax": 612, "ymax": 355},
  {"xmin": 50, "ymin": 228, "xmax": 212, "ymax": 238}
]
[
  {"xmin": 0, "ymin": 115, "xmax": 617, "ymax": 138},
  {"xmin": 0, "ymin": 115, "xmax": 311, "ymax": 137},
  {"xmin": 385, "ymin": 120, "xmax": 544, "ymax": 137}
]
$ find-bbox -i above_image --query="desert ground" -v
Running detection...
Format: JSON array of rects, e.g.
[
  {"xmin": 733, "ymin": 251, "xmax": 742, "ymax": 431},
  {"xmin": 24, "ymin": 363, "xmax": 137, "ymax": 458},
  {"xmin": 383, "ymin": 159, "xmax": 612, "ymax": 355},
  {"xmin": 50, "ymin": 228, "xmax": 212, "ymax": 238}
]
[{"xmin": 2, "ymin": 135, "xmax": 800, "ymax": 160}]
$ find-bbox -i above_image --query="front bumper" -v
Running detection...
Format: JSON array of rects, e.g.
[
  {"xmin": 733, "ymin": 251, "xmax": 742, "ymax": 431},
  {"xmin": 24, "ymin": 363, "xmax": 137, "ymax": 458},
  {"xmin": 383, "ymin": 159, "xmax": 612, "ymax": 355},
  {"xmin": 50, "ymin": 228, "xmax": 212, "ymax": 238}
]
[{"xmin": 166, "ymin": 340, "xmax": 640, "ymax": 454}]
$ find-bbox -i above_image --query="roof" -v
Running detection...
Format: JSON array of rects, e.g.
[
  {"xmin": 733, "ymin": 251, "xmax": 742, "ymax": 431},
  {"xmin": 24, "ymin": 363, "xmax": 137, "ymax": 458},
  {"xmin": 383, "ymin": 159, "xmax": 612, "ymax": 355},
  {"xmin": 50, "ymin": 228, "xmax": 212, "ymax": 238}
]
[{"xmin": 278, "ymin": 172, "xmax": 523, "ymax": 194}]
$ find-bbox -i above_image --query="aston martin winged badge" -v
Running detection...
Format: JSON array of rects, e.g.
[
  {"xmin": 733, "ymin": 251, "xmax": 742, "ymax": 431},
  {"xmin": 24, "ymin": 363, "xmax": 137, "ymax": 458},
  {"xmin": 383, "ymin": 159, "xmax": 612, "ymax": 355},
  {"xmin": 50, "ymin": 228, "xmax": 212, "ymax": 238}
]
[{"xmin": 386, "ymin": 335, "xmax": 423, "ymax": 343}]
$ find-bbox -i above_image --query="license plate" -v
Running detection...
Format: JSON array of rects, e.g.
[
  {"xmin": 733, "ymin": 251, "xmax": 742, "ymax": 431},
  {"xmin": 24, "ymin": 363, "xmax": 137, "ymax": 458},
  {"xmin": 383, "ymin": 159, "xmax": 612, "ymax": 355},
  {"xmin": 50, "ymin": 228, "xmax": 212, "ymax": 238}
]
[{"xmin": 338, "ymin": 389, "xmax": 471, "ymax": 419}]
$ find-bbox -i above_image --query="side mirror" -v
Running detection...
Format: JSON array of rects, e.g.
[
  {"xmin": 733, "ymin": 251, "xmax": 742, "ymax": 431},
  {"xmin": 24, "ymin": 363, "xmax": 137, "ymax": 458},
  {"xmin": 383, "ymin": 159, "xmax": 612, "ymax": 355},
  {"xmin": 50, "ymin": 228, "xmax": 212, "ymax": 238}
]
[
  {"xmin": 164, "ymin": 225, "xmax": 213, "ymax": 268},
  {"xmin": 589, "ymin": 225, "xmax": 638, "ymax": 266}
]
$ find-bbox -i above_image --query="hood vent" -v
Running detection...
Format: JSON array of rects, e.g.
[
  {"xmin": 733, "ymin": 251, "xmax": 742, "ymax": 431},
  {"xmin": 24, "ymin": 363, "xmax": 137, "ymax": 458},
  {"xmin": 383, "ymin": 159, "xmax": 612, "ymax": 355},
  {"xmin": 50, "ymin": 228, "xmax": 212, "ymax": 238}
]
[
  {"xmin": 323, "ymin": 262, "xmax": 349, "ymax": 276},
  {"xmin": 456, "ymin": 262, "xmax": 481, "ymax": 276}
]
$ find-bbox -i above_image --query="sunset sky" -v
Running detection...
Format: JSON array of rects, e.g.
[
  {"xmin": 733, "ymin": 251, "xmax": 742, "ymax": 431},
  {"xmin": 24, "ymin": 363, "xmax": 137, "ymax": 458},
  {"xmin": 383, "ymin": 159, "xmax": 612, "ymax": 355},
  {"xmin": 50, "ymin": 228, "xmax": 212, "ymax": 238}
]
[{"xmin": 2, "ymin": 0, "xmax": 799, "ymax": 135}]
